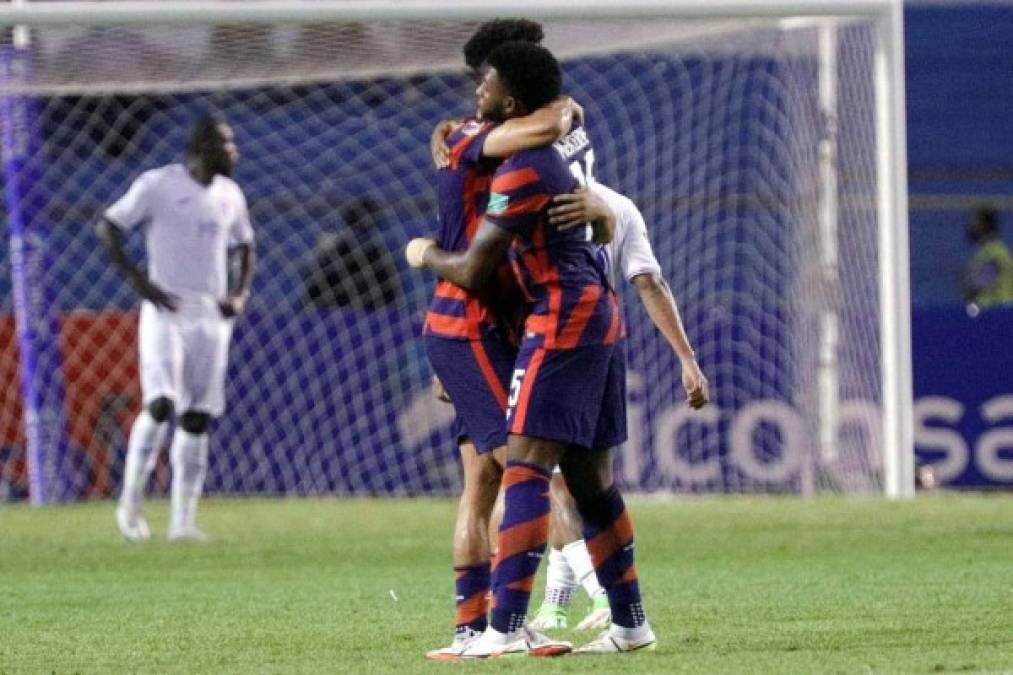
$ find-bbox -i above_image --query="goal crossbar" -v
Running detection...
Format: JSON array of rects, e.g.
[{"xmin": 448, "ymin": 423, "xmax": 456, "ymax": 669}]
[{"xmin": 0, "ymin": 0, "xmax": 899, "ymax": 26}]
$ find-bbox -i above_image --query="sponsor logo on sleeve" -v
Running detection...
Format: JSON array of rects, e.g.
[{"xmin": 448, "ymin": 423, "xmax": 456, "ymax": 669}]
[{"xmin": 487, "ymin": 192, "xmax": 509, "ymax": 215}]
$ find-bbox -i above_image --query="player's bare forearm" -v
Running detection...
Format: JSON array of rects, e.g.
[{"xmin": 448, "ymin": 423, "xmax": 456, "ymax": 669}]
[
  {"xmin": 633, "ymin": 273, "xmax": 696, "ymax": 362},
  {"xmin": 633, "ymin": 273, "xmax": 708, "ymax": 407},
  {"xmin": 97, "ymin": 217, "xmax": 178, "ymax": 310},
  {"xmin": 232, "ymin": 243, "xmax": 255, "ymax": 298},
  {"xmin": 220, "ymin": 243, "xmax": 255, "ymax": 317},
  {"xmin": 482, "ymin": 97, "xmax": 575, "ymax": 158},
  {"xmin": 548, "ymin": 189, "xmax": 616, "ymax": 243},
  {"xmin": 407, "ymin": 220, "xmax": 513, "ymax": 291}
]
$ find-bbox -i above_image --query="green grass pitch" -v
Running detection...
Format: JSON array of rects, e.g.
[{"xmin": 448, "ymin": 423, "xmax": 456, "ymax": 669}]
[{"xmin": 2, "ymin": 494, "xmax": 1012, "ymax": 673}]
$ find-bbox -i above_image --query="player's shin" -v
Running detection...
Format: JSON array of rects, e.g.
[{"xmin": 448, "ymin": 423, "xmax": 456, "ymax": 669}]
[
  {"xmin": 169, "ymin": 430, "xmax": 209, "ymax": 537},
  {"xmin": 575, "ymin": 484, "xmax": 647, "ymax": 632},
  {"xmin": 120, "ymin": 410, "xmax": 169, "ymax": 511},
  {"xmin": 490, "ymin": 461, "xmax": 552, "ymax": 635}
]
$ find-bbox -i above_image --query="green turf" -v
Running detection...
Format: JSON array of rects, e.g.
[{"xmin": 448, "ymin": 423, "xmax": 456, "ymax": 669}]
[{"xmin": 1, "ymin": 495, "xmax": 1012, "ymax": 674}]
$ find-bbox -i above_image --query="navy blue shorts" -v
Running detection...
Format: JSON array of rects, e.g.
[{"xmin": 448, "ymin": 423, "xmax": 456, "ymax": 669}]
[
  {"xmin": 425, "ymin": 334, "xmax": 516, "ymax": 454},
  {"xmin": 590, "ymin": 339, "xmax": 628, "ymax": 451},
  {"xmin": 505, "ymin": 339, "xmax": 625, "ymax": 449}
]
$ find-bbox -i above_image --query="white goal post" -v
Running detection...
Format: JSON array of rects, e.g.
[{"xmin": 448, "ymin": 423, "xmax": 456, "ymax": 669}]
[{"xmin": 0, "ymin": 0, "xmax": 913, "ymax": 500}]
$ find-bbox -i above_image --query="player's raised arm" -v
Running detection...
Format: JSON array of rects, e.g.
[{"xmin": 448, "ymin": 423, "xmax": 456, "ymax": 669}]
[
  {"xmin": 406, "ymin": 219, "xmax": 513, "ymax": 291},
  {"xmin": 481, "ymin": 96, "xmax": 577, "ymax": 158},
  {"xmin": 430, "ymin": 97, "xmax": 577, "ymax": 169},
  {"xmin": 96, "ymin": 216, "xmax": 180, "ymax": 312}
]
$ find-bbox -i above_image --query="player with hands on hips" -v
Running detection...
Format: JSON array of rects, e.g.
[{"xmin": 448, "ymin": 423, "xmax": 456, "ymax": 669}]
[{"xmin": 97, "ymin": 115, "xmax": 255, "ymax": 542}]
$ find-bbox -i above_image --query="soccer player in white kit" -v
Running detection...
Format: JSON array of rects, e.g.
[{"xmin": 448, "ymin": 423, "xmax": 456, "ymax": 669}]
[
  {"xmin": 97, "ymin": 116, "xmax": 255, "ymax": 542},
  {"xmin": 528, "ymin": 181, "xmax": 709, "ymax": 634}
]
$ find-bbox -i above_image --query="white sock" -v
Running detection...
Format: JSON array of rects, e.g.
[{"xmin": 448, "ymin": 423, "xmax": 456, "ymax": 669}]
[
  {"xmin": 170, "ymin": 430, "xmax": 209, "ymax": 532},
  {"xmin": 543, "ymin": 547, "xmax": 577, "ymax": 606},
  {"xmin": 119, "ymin": 411, "xmax": 169, "ymax": 511},
  {"xmin": 562, "ymin": 539, "xmax": 605, "ymax": 601}
]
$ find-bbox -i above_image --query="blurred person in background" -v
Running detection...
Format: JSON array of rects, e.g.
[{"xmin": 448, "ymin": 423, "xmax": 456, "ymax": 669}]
[
  {"xmin": 962, "ymin": 205, "xmax": 1013, "ymax": 313},
  {"xmin": 98, "ymin": 115, "xmax": 255, "ymax": 542},
  {"xmin": 303, "ymin": 196, "xmax": 403, "ymax": 310}
]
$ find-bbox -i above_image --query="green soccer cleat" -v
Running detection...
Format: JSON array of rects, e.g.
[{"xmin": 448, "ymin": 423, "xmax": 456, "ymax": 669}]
[{"xmin": 528, "ymin": 602, "xmax": 569, "ymax": 630}]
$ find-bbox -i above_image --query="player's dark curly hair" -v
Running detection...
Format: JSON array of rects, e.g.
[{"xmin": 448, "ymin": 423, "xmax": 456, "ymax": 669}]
[
  {"xmin": 186, "ymin": 114, "xmax": 227, "ymax": 155},
  {"xmin": 485, "ymin": 41, "xmax": 561, "ymax": 114},
  {"xmin": 463, "ymin": 18, "xmax": 544, "ymax": 70}
]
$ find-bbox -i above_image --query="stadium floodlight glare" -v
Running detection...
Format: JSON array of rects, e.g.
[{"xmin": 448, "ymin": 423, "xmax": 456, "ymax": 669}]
[{"xmin": 0, "ymin": 0, "xmax": 912, "ymax": 502}]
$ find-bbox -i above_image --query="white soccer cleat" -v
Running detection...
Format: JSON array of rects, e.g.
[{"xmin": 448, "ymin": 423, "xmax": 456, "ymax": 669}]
[
  {"xmin": 520, "ymin": 625, "xmax": 573, "ymax": 658},
  {"xmin": 457, "ymin": 625, "xmax": 571, "ymax": 659},
  {"xmin": 575, "ymin": 595, "xmax": 611, "ymax": 631},
  {"xmin": 574, "ymin": 623, "xmax": 657, "ymax": 654},
  {"xmin": 115, "ymin": 504, "xmax": 151, "ymax": 542},
  {"xmin": 425, "ymin": 629, "xmax": 482, "ymax": 661},
  {"xmin": 167, "ymin": 526, "xmax": 209, "ymax": 542}
]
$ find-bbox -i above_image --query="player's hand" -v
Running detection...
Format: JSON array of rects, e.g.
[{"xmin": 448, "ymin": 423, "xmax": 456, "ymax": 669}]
[
  {"xmin": 431, "ymin": 119, "xmax": 458, "ymax": 169},
  {"xmin": 432, "ymin": 375, "xmax": 451, "ymax": 403},
  {"xmin": 681, "ymin": 358, "xmax": 709, "ymax": 409},
  {"xmin": 569, "ymin": 98, "xmax": 585, "ymax": 126},
  {"xmin": 141, "ymin": 281, "xmax": 180, "ymax": 312},
  {"xmin": 406, "ymin": 238, "xmax": 436, "ymax": 268},
  {"xmin": 218, "ymin": 293, "xmax": 248, "ymax": 318},
  {"xmin": 549, "ymin": 188, "xmax": 616, "ymax": 243}
]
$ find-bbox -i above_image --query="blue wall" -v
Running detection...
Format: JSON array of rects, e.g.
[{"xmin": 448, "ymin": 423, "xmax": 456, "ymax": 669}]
[{"xmin": 905, "ymin": 4, "xmax": 1013, "ymax": 306}]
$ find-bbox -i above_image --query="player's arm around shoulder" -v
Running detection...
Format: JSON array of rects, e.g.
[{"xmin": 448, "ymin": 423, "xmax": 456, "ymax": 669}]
[
  {"xmin": 547, "ymin": 184, "xmax": 616, "ymax": 243},
  {"xmin": 481, "ymin": 96, "xmax": 579, "ymax": 158}
]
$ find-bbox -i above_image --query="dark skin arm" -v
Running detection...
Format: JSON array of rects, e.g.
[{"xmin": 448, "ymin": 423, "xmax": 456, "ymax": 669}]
[
  {"xmin": 417, "ymin": 220, "xmax": 514, "ymax": 291},
  {"xmin": 430, "ymin": 97, "xmax": 581, "ymax": 168},
  {"xmin": 96, "ymin": 216, "xmax": 180, "ymax": 311},
  {"xmin": 219, "ymin": 243, "xmax": 255, "ymax": 317}
]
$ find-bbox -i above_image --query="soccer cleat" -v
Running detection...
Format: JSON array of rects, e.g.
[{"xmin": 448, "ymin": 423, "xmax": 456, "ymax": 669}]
[
  {"xmin": 575, "ymin": 594, "xmax": 611, "ymax": 631},
  {"xmin": 457, "ymin": 626, "xmax": 572, "ymax": 659},
  {"xmin": 574, "ymin": 624, "xmax": 657, "ymax": 654},
  {"xmin": 425, "ymin": 629, "xmax": 482, "ymax": 661},
  {"xmin": 520, "ymin": 626, "xmax": 573, "ymax": 658},
  {"xmin": 529, "ymin": 601, "xmax": 568, "ymax": 630},
  {"xmin": 115, "ymin": 504, "xmax": 150, "ymax": 542},
  {"xmin": 167, "ymin": 526, "xmax": 209, "ymax": 542}
]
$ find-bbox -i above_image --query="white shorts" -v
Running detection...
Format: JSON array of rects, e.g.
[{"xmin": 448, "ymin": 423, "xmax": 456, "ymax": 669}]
[{"xmin": 138, "ymin": 298, "xmax": 233, "ymax": 416}]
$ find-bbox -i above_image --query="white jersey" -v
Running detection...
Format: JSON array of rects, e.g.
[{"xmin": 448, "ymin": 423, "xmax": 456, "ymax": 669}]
[
  {"xmin": 105, "ymin": 163, "xmax": 254, "ymax": 301},
  {"xmin": 590, "ymin": 182, "xmax": 662, "ymax": 289}
]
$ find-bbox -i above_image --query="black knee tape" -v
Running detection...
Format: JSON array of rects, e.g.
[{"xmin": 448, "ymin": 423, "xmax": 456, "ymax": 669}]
[
  {"xmin": 179, "ymin": 410, "xmax": 211, "ymax": 434},
  {"xmin": 147, "ymin": 397, "xmax": 175, "ymax": 424}
]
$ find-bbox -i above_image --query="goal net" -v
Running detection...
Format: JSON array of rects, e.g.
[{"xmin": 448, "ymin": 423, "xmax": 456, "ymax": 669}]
[{"xmin": 0, "ymin": 2, "xmax": 909, "ymax": 501}]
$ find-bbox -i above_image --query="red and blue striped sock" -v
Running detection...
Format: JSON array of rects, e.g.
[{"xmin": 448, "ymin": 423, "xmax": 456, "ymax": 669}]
[
  {"xmin": 581, "ymin": 485, "xmax": 645, "ymax": 628},
  {"xmin": 490, "ymin": 461, "xmax": 552, "ymax": 634},
  {"xmin": 454, "ymin": 562, "xmax": 490, "ymax": 636}
]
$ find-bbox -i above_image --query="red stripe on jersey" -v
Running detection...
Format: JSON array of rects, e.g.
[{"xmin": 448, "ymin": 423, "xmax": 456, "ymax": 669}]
[
  {"xmin": 463, "ymin": 171, "xmax": 492, "ymax": 242},
  {"xmin": 434, "ymin": 280, "xmax": 467, "ymax": 300},
  {"xmin": 499, "ymin": 193, "xmax": 550, "ymax": 218},
  {"xmin": 604, "ymin": 291, "xmax": 622, "ymax": 345},
  {"xmin": 511, "ymin": 347, "xmax": 545, "ymax": 434},
  {"xmin": 425, "ymin": 313, "xmax": 471, "ymax": 338},
  {"xmin": 555, "ymin": 284, "xmax": 602, "ymax": 349},
  {"xmin": 470, "ymin": 339, "xmax": 508, "ymax": 410},
  {"xmin": 491, "ymin": 167, "xmax": 540, "ymax": 194}
]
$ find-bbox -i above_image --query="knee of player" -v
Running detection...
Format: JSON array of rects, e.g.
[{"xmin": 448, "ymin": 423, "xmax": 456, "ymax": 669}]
[
  {"xmin": 147, "ymin": 397, "xmax": 175, "ymax": 424},
  {"xmin": 179, "ymin": 410, "xmax": 212, "ymax": 435}
]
